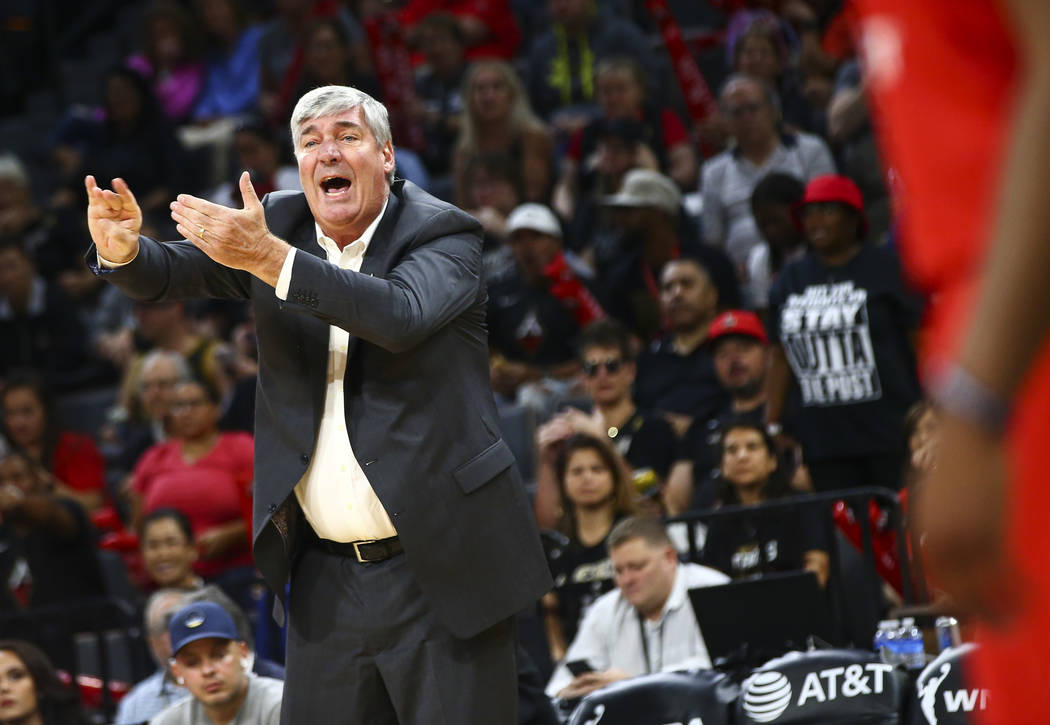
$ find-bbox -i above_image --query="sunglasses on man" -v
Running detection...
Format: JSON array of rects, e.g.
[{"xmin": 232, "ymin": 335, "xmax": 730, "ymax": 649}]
[{"xmin": 583, "ymin": 359, "xmax": 624, "ymax": 377}]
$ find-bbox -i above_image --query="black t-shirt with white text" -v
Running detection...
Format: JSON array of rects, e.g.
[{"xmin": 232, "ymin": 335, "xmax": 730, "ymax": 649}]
[
  {"xmin": 701, "ymin": 499, "xmax": 830, "ymax": 581},
  {"xmin": 767, "ymin": 245, "xmax": 922, "ymax": 461}
]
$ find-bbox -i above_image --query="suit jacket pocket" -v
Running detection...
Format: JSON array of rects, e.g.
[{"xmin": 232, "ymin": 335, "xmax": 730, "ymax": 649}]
[{"xmin": 453, "ymin": 438, "xmax": 515, "ymax": 494}]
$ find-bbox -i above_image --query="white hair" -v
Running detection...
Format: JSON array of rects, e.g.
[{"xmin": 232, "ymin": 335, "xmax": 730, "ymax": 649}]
[
  {"xmin": 0, "ymin": 154, "xmax": 29, "ymax": 188},
  {"xmin": 290, "ymin": 85, "xmax": 394, "ymax": 183},
  {"xmin": 139, "ymin": 349, "xmax": 191, "ymax": 389}
]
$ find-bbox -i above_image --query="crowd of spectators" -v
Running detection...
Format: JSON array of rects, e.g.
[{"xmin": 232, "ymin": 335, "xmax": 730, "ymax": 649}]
[{"xmin": 0, "ymin": 0, "xmax": 936, "ymax": 719}]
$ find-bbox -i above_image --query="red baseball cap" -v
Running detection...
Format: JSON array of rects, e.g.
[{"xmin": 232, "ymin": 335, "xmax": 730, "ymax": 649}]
[
  {"xmin": 794, "ymin": 174, "xmax": 868, "ymax": 236},
  {"xmin": 709, "ymin": 310, "xmax": 768, "ymax": 346}
]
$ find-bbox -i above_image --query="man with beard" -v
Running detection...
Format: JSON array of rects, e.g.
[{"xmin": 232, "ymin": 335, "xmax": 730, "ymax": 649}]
[
  {"xmin": 633, "ymin": 257, "xmax": 726, "ymax": 437},
  {"xmin": 597, "ymin": 169, "xmax": 739, "ymax": 343},
  {"xmin": 664, "ymin": 310, "xmax": 774, "ymax": 514}
]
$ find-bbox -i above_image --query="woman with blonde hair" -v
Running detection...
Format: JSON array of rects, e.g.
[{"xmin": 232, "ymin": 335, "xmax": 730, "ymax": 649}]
[{"xmin": 453, "ymin": 60, "xmax": 552, "ymax": 206}]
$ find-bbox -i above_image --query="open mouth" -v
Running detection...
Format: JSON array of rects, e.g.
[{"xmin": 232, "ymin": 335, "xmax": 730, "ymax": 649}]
[{"xmin": 320, "ymin": 176, "xmax": 351, "ymax": 196}]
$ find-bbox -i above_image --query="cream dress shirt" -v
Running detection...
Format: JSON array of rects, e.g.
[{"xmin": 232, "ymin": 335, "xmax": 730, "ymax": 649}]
[{"xmin": 275, "ymin": 199, "xmax": 396, "ymax": 542}]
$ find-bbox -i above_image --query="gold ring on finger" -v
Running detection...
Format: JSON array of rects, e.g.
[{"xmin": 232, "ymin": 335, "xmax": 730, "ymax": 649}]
[{"xmin": 198, "ymin": 226, "xmax": 207, "ymax": 241}]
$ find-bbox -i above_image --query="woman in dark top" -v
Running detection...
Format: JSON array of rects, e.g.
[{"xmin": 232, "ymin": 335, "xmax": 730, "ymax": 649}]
[
  {"xmin": 701, "ymin": 420, "xmax": 830, "ymax": 588},
  {"xmin": 0, "ymin": 640, "xmax": 92, "ymax": 724},
  {"xmin": 54, "ymin": 67, "xmax": 187, "ymax": 230},
  {"xmin": 0, "ymin": 452, "xmax": 103, "ymax": 609},
  {"xmin": 541, "ymin": 434, "xmax": 634, "ymax": 662},
  {"xmin": 766, "ymin": 174, "xmax": 922, "ymax": 492}
]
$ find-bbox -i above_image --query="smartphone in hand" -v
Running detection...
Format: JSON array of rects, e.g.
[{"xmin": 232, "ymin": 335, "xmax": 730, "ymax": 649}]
[{"xmin": 565, "ymin": 659, "xmax": 595, "ymax": 677}]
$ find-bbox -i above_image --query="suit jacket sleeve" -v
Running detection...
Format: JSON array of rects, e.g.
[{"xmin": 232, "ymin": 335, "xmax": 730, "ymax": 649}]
[
  {"xmin": 280, "ymin": 207, "xmax": 483, "ymax": 353},
  {"xmin": 87, "ymin": 234, "xmax": 252, "ymax": 303}
]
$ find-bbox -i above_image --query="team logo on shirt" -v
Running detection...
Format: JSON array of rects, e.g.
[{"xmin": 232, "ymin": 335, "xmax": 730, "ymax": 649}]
[{"xmin": 779, "ymin": 282, "xmax": 882, "ymax": 406}]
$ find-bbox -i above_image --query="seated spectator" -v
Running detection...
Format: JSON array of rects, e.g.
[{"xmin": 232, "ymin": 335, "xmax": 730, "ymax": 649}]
[
  {"xmin": 153, "ymin": 601, "xmax": 283, "ymax": 725},
  {"xmin": 103, "ymin": 350, "xmax": 188, "ymax": 480},
  {"xmin": 487, "ymin": 203, "xmax": 601, "ymax": 415},
  {"xmin": 745, "ymin": 172, "xmax": 807, "ymax": 313},
  {"xmin": 0, "ymin": 640, "xmax": 92, "ymax": 724},
  {"xmin": 545, "ymin": 516, "xmax": 729, "ymax": 699},
  {"xmin": 633, "ymin": 257, "xmax": 727, "ymax": 436},
  {"xmin": 534, "ymin": 318, "xmax": 677, "ymax": 528},
  {"xmin": 701, "ymin": 74, "xmax": 835, "ymax": 269},
  {"xmin": 125, "ymin": 0, "xmax": 205, "ymax": 124},
  {"xmin": 598, "ymin": 169, "xmax": 740, "ymax": 342},
  {"xmin": 140, "ymin": 508, "xmax": 203, "ymax": 591},
  {"xmin": 257, "ymin": 0, "xmax": 369, "ymax": 125},
  {"xmin": 53, "ymin": 66, "xmax": 188, "ymax": 233},
  {"xmin": 526, "ymin": 0, "xmax": 659, "ymax": 132},
  {"xmin": 0, "ymin": 451, "xmax": 104, "ymax": 609},
  {"xmin": 114, "ymin": 300, "xmax": 229, "ymax": 424},
  {"xmin": 700, "ymin": 420, "xmax": 830, "ymax": 587},
  {"xmin": 903, "ymin": 400, "xmax": 939, "ymax": 490},
  {"xmin": 410, "ymin": 13, "xmax": 469, "ymax": 187},
  {"xmin": 116, "ymin": 583, "xmax": 286, "ymax": 724},
  {"xmin": 113, "ymin": 589, "xmax": 191, "ymax": 725},
  {"xmin": 398, "ymin": 0, "xmax": 522, "ymax": 62},
  {"xmin": 206, "ymin": 118, "xmax": 301, "ymax": 208},
  {"xmin": 560, "ymin": 118, "xmax": 650, "ymax": 257},
  {"xmin": 191, "ymin": 0, "xmax": 263, "ymax": 122},
  {"xmin": 727, "ymin": 10, "xmax": 820, "ymax": 134},
  {"xmin": 555, "ymin": 57, "xmax": 696, "ymax": 223},
  {"xmin": 287, "ymin": 19, "xmax": 382, "ymax": 122},
  {"xmin": 459, "ymin": 152, "xmax": 525, "ymax": 283},
  {"xmin": 453, "ymin": 60, "xmax": 553, "ymax": 206},
  {"xmin": 0, "ymin": 240, "xmax": 99, "ymax": 392},
  {"xmin": 130, "ymin": 380, "xmax": 253, "ymax": 593},
  {"xmin": 540, "ymin": 434, "xmax": 635, "ymax": 663},
  {"xmin": 0, "ymin": 154, "xmax": 86, "ymax": 287},
  {"xmin": 666, "ymin": 310, "xmax": 777, "ymax": 514},
  {"xmin": 766, "ymin": 175, "xmax": 921, "ymax": 492},
  {"xmin": 0, "ymin": 373, "xmax": 106, "ymax": 513}
]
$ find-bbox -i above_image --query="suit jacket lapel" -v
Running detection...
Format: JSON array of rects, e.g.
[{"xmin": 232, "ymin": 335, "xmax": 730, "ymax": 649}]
[
  {"xmin": 347, "ymin": 188, "xmax": 402, "ymax": 362},
  {"xmin": 283, "ymin": 208, "xmax": 330, "ymax": 432}
]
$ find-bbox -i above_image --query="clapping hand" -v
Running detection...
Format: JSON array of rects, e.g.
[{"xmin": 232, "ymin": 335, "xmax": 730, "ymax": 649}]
[
  {"xmin": 169, "ymin": 171, "xmax": 289, "ymax": 284},
  {"xmin": 85, "ymin": 176, "xmax": 143, "ymax": 264}
]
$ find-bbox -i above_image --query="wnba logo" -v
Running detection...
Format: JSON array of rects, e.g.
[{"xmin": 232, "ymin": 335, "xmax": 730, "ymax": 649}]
[{"xmin": 743, "ymin": 671, "xmax": 792, "ymax": 722}]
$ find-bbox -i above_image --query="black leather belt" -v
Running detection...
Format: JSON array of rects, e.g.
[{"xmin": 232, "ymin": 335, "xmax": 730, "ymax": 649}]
[{"xmin": 313, "ymin": 534, "xmax": 403, "ymax": 563}]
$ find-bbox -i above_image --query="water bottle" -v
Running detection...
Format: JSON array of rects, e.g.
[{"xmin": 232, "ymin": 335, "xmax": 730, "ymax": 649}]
[
  {"xmin": 876, "ymin": 619, "xmax": 901, "ymax": 664},
  {"xmin": 935, "ymin": 616, "xmax": 961, "ymax": 652},
  {"xmin": 898, "ymin": 617, "xmax": 926, "ymax": 669}
]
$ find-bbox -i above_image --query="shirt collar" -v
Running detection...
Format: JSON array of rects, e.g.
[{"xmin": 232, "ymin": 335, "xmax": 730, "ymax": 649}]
[
  {"xmin": 314, "ymin": 197, "xmax": 389, "ymax": 259},
  {"xmin": 658, "ymin": 564, "xmax": 690, "ymax": 620}
]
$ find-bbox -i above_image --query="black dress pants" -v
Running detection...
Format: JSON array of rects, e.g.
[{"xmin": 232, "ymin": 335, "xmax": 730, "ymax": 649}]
[{"xmin": 280, "ymin": 544, "xmax": 518, "ymax": 724}]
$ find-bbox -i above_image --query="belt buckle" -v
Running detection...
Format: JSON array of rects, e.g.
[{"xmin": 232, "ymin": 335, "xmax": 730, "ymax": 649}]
[{"xmin": 352, "ymin": 539, "xmax": 377, "ymax": 563}]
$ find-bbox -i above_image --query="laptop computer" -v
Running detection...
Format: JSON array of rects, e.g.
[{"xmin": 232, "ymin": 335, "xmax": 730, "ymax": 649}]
[{"xmin": 688, "ymin": 571, "xmax": 833, "ymax": 665}]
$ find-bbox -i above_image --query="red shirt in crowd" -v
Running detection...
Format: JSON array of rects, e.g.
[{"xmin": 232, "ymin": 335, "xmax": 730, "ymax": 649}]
[
  {"xmin": 52, "ymin": 432, "xmax": 105, "ymax": 495},
  {"xmin": 132, "ymin": 432, "xmax": 255, "ymax": 579}
]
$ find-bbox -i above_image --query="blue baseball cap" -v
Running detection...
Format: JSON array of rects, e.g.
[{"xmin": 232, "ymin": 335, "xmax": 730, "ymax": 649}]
[{"xmin": 168, "ymin": 601, "xmax": 239, "ymax": 656}]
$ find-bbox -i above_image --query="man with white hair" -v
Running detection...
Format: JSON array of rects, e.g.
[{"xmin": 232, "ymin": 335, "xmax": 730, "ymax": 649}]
[
  {"xmin": 700, "ymin": 74, "xmax": 835, "ymax": 267},
  {"xmin": 84, "ymin": 85, "xmax": 551, "ymax": 723}
]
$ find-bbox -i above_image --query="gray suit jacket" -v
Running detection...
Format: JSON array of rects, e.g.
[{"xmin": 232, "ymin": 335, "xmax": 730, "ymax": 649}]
[{"xmin": 91, "ymin": 180, "xmax": 551, "ymax": 638}]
